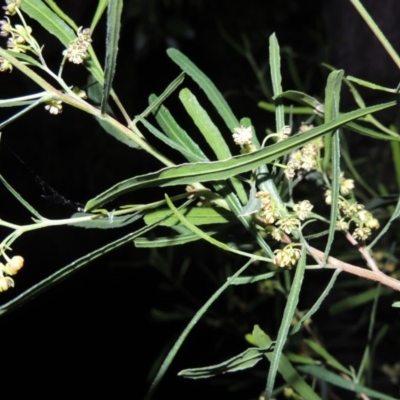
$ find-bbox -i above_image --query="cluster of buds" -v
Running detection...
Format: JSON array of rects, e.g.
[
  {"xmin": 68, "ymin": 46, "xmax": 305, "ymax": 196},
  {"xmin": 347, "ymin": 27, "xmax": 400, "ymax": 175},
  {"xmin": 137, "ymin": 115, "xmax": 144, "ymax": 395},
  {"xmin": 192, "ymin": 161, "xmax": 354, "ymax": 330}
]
[
  {"xmin": 0, "ymin": 255, "xmax": 24, "ymax": 292},
  {"xmin": 232, "ymin": 125, "xmax": 257, "ymax": 153},
  {"xmin": 325, "ymin": 186, "xmax": 379, "ymax": 240},
  {"xmin": 256, "ymin": 190, "xmax": 313, "ymax": 267},
  {"xmin": 62, "ymin": 27, "xmax": 92, "ymax": 65},
  {"xmin": 0, "ymin": 1, "xmax": 36, "ymax": 72},
  {"xmin": 273, "ymin": 246, "xmax": 301, "ymax": 268},
  {"xmin": 284, "ymin": 124, "xmax": 324, "ymax": 180}
]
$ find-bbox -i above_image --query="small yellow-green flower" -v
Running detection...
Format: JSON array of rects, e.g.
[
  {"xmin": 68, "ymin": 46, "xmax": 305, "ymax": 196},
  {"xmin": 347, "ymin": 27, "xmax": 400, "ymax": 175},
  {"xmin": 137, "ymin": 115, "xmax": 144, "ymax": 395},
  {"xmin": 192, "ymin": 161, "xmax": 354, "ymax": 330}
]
[
  {"xmin": 276, "ymin": 216, "xmax": 300, "ymax": 235},
  {"xmin": 353, "ymin": 227, "xmax": 371, "ymax": 240},
  {"xmin": 293, "ymin": 200, "xmax": 313, "ymax": 220}
]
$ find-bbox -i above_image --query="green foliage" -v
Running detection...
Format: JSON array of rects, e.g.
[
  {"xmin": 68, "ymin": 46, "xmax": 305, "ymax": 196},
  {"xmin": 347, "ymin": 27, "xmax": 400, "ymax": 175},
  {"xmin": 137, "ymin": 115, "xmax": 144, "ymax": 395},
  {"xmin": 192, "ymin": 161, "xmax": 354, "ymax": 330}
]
[{"xmin": 1, "ymin": 0, "xmax": 400, "ymax": 399}]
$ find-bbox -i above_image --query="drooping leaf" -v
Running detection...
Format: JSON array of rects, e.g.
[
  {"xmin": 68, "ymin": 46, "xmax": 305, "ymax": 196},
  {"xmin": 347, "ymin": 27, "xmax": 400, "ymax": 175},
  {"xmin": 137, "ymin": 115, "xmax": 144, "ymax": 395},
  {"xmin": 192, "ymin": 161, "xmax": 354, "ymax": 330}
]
[{"xmin": 178, "ymin": 346, "xmax": 273, "ymax": 379}]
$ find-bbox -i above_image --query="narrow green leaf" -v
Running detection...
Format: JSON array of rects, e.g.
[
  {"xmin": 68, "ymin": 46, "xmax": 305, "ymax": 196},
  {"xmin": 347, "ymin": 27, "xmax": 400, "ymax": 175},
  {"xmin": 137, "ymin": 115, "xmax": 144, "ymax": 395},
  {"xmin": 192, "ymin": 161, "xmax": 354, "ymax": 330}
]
[
  {"xmin": 167, "ymin": 48, "xmax": 240, "ymax": 131},
  {"xmin": 298, "ymin": 365, "xmax": 397, "ymax": 400},
  {"xmin": 0, "ymin": 222, "xmax": 158, "ymax": 316},
  {"xmin": 90, "ymin": 0, "xmax": 109, "ymax": 32},
  {"xmin": 304, "ymin": 339, "xmax": 352, "ymax": 375},
  {"xmin": 85, "ymin": 101, "xmax": 396, "ymax": 211},
  {"xmin": 68, "ymin": 211, "xmax": 141, "ymax": 229},
  {"xmin": 101, "ymin": 0, "xmax": 123, "ymax": 115},
  {"xmin": 96, "ymin": 117, "xmax": 141, "ymax": 149},
  {"xmin": 44, "ymin": 0, "xmax": 79, "ymax": 31},
  {"xmin": 0, "ymin": 174, "xmax": 42, "ymax": 219},
  {"xmin": 150, "ymin": 94, "xmax": 207, "ymax": 162},
  {"xmin": 322, "ymin": 70, "xmax": 343, "ymax": 264},
  {"xmin": 230, "ymin": 271, "xmax": 278, "ymax": 285},
  {"xmin": 329, "ymin": 287, "xmax": 392, "ymax": 315},
  {"xmin": 290, "ymin": 269, "xmax": 341, "ymax": 335},
  {"xmin": 368, "ymin": 194, "xmax": 400, "ymax": 249},
  {"xmin": 6, "ymin": 50, "xmax": 43, "ymax": 69},
  {"xmin": 179, "ymin": 88, "xmax": 232, "ymax": 160},
  {"xmin": 165, "ymin": 195, "xmax": 271, "ymax": 263},
  {"xmin": 269, "ymin": 33, "xmax": 285, "ymax": 131},
  {"xmin": 144, "ymin": 207, "xmax": 235, "ymax": 227},
  {"xmin": 258, "ymin": 101, "xmax": 315, "ymax": 115},
  {"xmin": 265, "ymin": 247, "xmax": 307, "ymax": 399},
  {"xmin": 178, "ymin": 346, "xmax": 272, "ymax": 379},
  {"xmin": 21, "ymin": 0, "xmax": 76, "ymax": 47},
  {"xmin": 139, "ymin": 117, "xmax": 203, "ymax": 161},
  {"xmin": 347, "ymin": 76, "xmax": 400, "ymax": 93},
  {"xmin": 0, "ymin": 98, "xmax": 43, "ymax": 130},
  {"xmin": 145, "ymin": 260, "xmax": 253, "ymax": 400},
  {"xmin": 252, "ymin": 325, "xmax": 322, "ymax": 400},
  {"xmin": 276, "ymin": 90, "xmax": 324, "ymax": 114},
  {"xmin": 134, "ymin": 231, "xmax": 217, "ymax": 248},
  {"xmin": 136, "ymin": 73, "xmax": 185, "ymax": 123}
]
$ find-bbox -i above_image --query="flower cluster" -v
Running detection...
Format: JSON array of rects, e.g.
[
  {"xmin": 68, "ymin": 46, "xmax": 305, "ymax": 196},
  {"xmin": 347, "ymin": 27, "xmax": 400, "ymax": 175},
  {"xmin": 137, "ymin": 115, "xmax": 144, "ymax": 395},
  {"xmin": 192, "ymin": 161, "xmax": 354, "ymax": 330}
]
[
  {"xmin": 0, "ymin": 1, "xmax": 36, "ymax": 72},
  {"xmin": 324, "ymin": 183, "xmax": 379, "ymax": 241},
  {"xmin": 255, "ymin": 190, "xmax": 313, "ymax": 267},
  {"xmin": 0, "ymin": 254, "xmax": 23, "ymax": 292},
  {"xmin": 2, "ymin": 0, "xmax": 19, "ymax": 16},
  {"xmin": 62, "ymin": 27, "xmax": 92, "ymax": 64},
  {"xmin": 232, "ymin": 125, "xmax": 257, "ymax": 153},
  {"xmin": 273, "ymin": 246, "xmax": 301, "ymax": 268}
]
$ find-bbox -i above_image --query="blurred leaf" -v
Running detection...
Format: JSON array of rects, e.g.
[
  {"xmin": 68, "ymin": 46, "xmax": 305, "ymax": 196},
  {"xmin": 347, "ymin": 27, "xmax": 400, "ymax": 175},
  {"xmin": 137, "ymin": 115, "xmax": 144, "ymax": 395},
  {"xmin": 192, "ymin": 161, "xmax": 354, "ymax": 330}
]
[
  {"xmin": 330, "ymin": 287, "xmax": 392, "ymax": 315},
  {"xmin": 348, "ymin": 76, "xmax": 400, "ymax": 93},
  {"xmin": 304, "ymin": 339, "xmax": 352, "ymax": 375},
  {"xmin": 298, "ymin": 365, "xmax": 397, "ymax": 400}
]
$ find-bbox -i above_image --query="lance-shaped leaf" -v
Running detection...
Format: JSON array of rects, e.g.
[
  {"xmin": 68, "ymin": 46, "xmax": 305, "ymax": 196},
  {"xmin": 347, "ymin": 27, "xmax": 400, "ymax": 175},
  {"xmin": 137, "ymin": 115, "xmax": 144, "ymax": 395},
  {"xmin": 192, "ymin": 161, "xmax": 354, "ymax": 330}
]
[
  {"xmin": 85, "ymin": 100, "xmax": 396, "ymax": 211},
  {"xmin": 178, "ymin": 346, "xmax": 273, "ymax": 379},
  {"xmin": 101, "ymin": 0, "xmax": 123, "ymax": 115}
]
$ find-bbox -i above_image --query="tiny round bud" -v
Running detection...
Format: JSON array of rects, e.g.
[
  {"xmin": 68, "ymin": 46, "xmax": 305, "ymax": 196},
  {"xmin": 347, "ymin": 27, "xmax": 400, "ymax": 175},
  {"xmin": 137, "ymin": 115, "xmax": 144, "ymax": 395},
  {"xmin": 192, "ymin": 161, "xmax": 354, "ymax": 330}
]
[
  {"xmin": 4, "ymin": 255, "xmax": 24, "ymax": 275},
  {"xmin": 0, "ymin": 276, "xmax": 14, "ymax": 292}
]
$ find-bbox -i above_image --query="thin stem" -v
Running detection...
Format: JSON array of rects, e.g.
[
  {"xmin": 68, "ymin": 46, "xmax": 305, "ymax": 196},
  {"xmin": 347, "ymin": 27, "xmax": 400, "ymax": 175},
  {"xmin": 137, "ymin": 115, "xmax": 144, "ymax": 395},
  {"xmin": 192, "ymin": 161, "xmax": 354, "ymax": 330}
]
[{"xmin": 350, "ymin": 0, "xmax": 400, "ymax": 70}]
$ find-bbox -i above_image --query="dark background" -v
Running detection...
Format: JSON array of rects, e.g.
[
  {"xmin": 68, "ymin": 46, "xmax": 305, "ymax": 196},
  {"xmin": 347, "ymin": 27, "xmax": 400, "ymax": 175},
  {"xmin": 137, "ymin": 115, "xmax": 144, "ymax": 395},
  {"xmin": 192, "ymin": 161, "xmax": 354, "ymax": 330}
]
[{"xmin": 1, "ymin": 1, "xmax": 400, "ymax": 398}]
